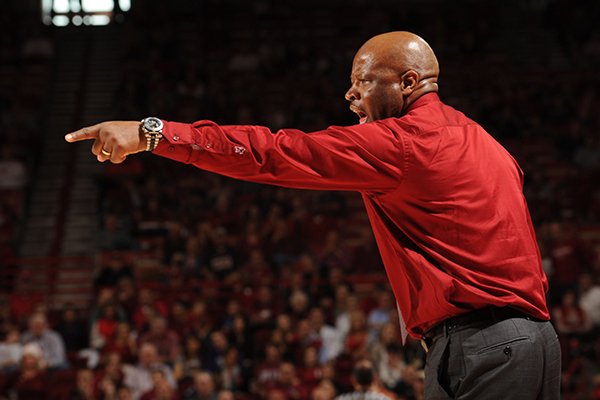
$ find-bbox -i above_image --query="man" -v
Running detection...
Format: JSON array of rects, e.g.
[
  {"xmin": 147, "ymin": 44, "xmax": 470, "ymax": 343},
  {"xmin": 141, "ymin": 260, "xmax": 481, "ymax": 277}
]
[
  {"xmin": 123, "ymin": 343, "xmax": 176, "ymax": 400},
  {"xmin": 183, "ymin": 371, "xmax": 218, "ymax": 400},
  {"xmin": 335, "ymin": 359, "xmax": 395, "ymax": 400},
  {"xmin": 308, "ymin": 307, "xmax": 344, "ymax": 363},
  {"xmin": 66, "ymin": 31, "xmax": 560, "ymax": 399},
  {"xmin": 21, "ymin": 312, "xmax": 68, "ymax": 369},
  {"xmin": 138, "ymin": 315, "xmax": 181, "ymax": 364}
]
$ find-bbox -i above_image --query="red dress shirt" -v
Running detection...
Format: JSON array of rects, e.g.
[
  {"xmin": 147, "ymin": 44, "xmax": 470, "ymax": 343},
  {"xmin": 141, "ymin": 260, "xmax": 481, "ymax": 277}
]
[{"xmin": 154, "ymin": 93, "xmax": 550, "ymax": 338}]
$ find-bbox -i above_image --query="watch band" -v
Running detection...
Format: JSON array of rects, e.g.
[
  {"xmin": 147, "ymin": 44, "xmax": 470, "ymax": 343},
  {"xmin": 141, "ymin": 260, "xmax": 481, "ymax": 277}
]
[
  {"xmin": 145, "ymin": 132, "xmax": 163, "ymax": 152},
  {"xmin": 141, "ymin": 117, "xmax": 164, "ymax": 152}
]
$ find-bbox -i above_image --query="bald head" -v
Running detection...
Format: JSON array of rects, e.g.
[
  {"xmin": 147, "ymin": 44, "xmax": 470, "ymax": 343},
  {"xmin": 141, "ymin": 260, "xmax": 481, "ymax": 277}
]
[
  {"xmin": 356, "ymin": 31, "xmax": 439, "ymax": 84},
  {"xmin": 346, "ymin": 31, "xmax": 439, "ymax": 123}
]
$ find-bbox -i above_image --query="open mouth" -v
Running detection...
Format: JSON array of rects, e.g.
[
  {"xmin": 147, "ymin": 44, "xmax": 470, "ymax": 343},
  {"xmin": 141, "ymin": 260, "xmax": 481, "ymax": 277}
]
[{"xmin": 350, "ymin": 105, "xmax": 368, "ymax": 124}]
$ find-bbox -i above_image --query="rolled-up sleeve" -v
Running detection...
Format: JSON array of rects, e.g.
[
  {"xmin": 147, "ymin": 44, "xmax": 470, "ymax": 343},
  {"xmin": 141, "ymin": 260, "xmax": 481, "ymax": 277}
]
[{"xmin": 153, "ymin": 120, "xmax": 407, "ymax": 192}]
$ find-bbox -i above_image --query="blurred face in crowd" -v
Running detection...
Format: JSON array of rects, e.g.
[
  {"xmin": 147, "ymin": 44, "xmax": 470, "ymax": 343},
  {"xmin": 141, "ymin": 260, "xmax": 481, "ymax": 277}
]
[
  {"xmin": 379, "ymin": 323, "xmax": 397, "ymax": 344},
  {"xmin": 77, "ymin": 369, "xmax": 94, "ymax": 392},
  {"xmin": 186, "ymin": 336, "xmax": 201, "ymax": 356},
  {"xmin": 194, "ymin": 372, "xmax": 215, "ymax": 395},
  {"xmin": 561, "ymin": 291, "xmax": 576, "ymax": 307},
  {"xmin": 279, "ymin": 362, "xmax": 296, "ymax": 384},
  {"xmin": 265, "ymin": 343, "xmax": 281, "ymax": 363},
  {"xmin": 139, "ymin": 344, "xmax": 159, "ymax": 367},
  {"xmin": 345, "ymin": 31, "xmax": 439, "ymax": 124},
  {"xmin": 224, "ymin": 348, "xmax": 239, "ymax": 367},
  {"xmin": 151, "ymin": 370, "xmax": 172, "ymax": 396},
  {"xmin": 22, "ymin": 353, "xmax": 41, "ymax": 370},
  {"xmin": 303, "ymin": 346, "xmax": 318, "ymax": 367},
  {"xmin": 150, "ymin": 317, "xmax": 168, "ymax": 335},
  {"xmin": 232, "ymin": 315, "xmax": 245, "ymax": 333},
  {"xmin": 118, "ymin": 387, "xmax": 133, "ymax": 400},
  {"xmin": 28, "ymin": 314, "xmax": 47, "ymax": 336},
  {"xmin": 289, "ymin": 290, "xmax": 308, "ymax": 313},
  {"xmin": 309, "ymin": 308, "xmax": 325, "ymax": 330},
  {"xmin": 267, "ymin": 390, "xmax": 286, "ymax": 400},
  {"xmin": 5, "ymin": 328, "xmax": 20, "ymax": 343},
  {"xmin": 276, "ymin": 314, "xmax": 291, "ymax": 331},
  {"xmin": 218, "ymin": 391, "xmax": 235, "ymax": 400},
  {"xmin": 211, "ymin": 331, "xmax": 228, "ymax": 351}
]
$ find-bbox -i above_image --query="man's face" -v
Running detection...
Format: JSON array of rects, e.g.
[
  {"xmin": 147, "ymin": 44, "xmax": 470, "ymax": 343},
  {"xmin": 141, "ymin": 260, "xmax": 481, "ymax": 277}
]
[
  {"xmin": 345, "ymin": 52, "xmax": 404, "ymax": 124},
  {"xmin": 195, "ymin": 373, "xmax": 214, "ymax": 395}
]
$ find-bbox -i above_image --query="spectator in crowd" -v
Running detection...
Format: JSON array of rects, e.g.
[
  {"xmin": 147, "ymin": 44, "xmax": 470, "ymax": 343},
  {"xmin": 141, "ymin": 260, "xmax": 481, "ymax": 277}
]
[
  {"xmin": 335, "ymin": 294, "xmax": 360, "ymax": 339},
  {"xmin": 91, "ymin": 303, "xmax": 128, "ymax": 350},
  {"xmin": 56, "ymin": 307, "xmax": 88, "ymax": 353},
  {"xmin": 119, "ymin": 386, "xmax": 135, "ymax": 400},
  {"xmin": 367, "ymin": 292, "xmax": 394, "ymax": 343},
  {"xmin": 553, "ymin": 290, "xmax": 593, "ymax": 336},
  {"xmin": 96, "ymin": 351, "xmax": 125, "ymax": 397},
  {"xmin": 103, "ymin": 322, "xmax": 137, "ymax": 363},
  {"xmin": 182, "ymin": 370, "xmax": 218, "ymax": 400},
  {"xmin": 9, "ymin": 343, "xmax": 48, "ymax": 400},
  {"xmin": 578, "ymin": 272, "xmax": 600, "ymax": 327},
  {"xmin": 254, "ymin": 343, "xmax": 283, "ymax": 396},
  {"xmin": 203, "ymin": 330, "xmax": 229, "ymax": 374},
  {"xmin": 344, "ymin": 311, "xmax": 369, "ymax": 360},
  {"xmin": 174, "ymin": 334, "xmax": 203, "ymax": 381},
  {"xmin": 0, "ymin": 326, "xmax": 22, "ymax": 372},
  {"xmin": 377, "ymin": 343, "xmax": 408, "ymax": 396},
  {"xmin": 270, "ymin": 361, "xmax": 309, "ymax": 400},
  {"xmin": 139, "ymin": 369, "xmax": 178, "ymax": 400},
  {"xmin": 369, "ymin": 323, "xmax": 401, "ymax": 369},
  {"xmin": 139, "ymin": 316, "xmax": 181, "ymax": 365},
  {"xmin": 132, "ymin": 288, "xmax": 169, "ymax": 333},
  {"xmin": 95, "ymin": 254, "xmax": 134, "ymax": 288},
  {"xmin": 21, "ymin": 313, "xmax": 67, "ymax": 369},
  {"xmin": 97, "ymin": 214, "xmax": 137, "ymax": 251},
  {"xmin": 218, "ymin": 347, "xmax": 243, "ymax": 392},
  {"xmin": 335, "ymin": 359, "xmax": 394, "ymax": 400},
  {"xmin": 312, "ymin": 378, "xmax": 338, "ymax": 400},
  {"xmin": 70, "ymin": 368, "xmax": 96, "ymax": 400},
  {"xmin": 123, "ymin": 343, "xmax": 176, "ymax": 400},
  {"xmin": 0, "ymin": 146, "xmax": 27, "ymax": 190},
  {"xmin": 216, "ymin": 390, "xmax": 234, "ymax": 400},
  {"xmin": 308, "ymin": 308, "xmax": 344, "ymax": 364},
  {"xmin": 297, "ymin": 346, "xmax": 322, "ymax": 392}
]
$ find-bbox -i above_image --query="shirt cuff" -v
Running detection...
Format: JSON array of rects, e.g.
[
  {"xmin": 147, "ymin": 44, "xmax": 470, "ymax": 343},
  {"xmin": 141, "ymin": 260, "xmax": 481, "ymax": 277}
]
[{"xmin": 153, "ymin": 120, "xmax": 197, "ymax": 163}]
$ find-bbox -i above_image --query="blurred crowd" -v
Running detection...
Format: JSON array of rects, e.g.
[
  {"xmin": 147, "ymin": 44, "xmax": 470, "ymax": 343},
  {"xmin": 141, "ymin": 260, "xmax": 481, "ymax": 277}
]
[
  {"xmin": 0, "ymin": 3, "xmax": 53, "ymax": 291},
  {"xmin": 1, "ymin": 0, "xmax": 600, "ymax": 399}
]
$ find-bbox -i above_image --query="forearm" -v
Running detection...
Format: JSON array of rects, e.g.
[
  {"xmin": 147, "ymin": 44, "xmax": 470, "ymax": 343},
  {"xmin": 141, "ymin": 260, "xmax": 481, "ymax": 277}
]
[{"xmin": 153, "ymin": 120, "xmax": 406, "ymax": 192}]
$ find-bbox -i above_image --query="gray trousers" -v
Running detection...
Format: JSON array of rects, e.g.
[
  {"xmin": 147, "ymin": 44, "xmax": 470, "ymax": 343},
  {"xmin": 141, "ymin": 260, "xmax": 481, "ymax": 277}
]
[{"xmin": 424, "ymin": 318, "xmax": 561, "ymax": 399}]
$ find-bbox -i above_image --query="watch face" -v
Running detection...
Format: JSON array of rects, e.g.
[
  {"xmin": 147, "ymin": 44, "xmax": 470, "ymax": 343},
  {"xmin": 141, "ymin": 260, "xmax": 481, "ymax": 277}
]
[{"xmin": 144, "ymin": 117, "xmax": 163, "ymax": 131}]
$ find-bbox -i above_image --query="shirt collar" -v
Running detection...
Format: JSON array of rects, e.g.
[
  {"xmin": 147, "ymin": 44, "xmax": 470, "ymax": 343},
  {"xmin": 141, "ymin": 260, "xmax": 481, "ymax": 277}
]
[{"xmin": 406, "ymin": 92, "xmax": 440, "ymax": 113}]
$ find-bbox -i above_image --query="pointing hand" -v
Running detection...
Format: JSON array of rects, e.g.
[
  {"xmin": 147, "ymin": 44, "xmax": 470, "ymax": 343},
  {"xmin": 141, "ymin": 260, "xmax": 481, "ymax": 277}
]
[{"xmin": 64, "ymin": 121, "xmax": 146, "ymax": 163}]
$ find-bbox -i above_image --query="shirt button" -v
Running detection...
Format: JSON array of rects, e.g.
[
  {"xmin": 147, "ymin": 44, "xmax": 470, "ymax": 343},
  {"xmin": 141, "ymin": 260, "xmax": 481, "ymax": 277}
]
[
  {"xmin": 206, "ymin": 143, "xmax": 212, "ymax": 149},
  {"xmin": 173, "ymin": 135, "xmax": 179, "ymax": 141},
  {"xmin": 191, "ymin": 144, "xmax": 200, "ymax": 150}
]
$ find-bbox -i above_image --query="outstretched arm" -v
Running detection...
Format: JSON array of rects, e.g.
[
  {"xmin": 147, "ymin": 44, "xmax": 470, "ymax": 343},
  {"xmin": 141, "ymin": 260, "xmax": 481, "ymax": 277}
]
[{"xmin": 65, "ymin": 119, "xmax": 407, "ymax": 192}]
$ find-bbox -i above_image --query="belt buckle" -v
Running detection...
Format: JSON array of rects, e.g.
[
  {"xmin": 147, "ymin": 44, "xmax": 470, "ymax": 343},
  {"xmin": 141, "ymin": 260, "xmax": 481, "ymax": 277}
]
[{"xmin": 420, "ymin": 338, "xmax": 430, "ymax": 353}]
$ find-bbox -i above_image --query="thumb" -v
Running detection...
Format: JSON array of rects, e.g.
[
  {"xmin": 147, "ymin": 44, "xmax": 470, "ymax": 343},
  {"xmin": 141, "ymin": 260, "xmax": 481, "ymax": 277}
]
[{"xmin": 65, "ymin": 123, "xmax": 103, "ymax": 142}]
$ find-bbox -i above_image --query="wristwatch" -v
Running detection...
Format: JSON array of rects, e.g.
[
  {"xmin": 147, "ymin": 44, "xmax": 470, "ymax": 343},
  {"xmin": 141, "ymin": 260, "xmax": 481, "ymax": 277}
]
[{"xmin": 140, "ymin": 117, "xmax": 164, "ymax": 151}]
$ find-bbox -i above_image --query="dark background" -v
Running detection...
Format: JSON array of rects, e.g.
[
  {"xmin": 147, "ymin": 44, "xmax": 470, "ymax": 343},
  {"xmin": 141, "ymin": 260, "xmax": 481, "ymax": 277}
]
[{"xmin": 0, "ymin": 0, "xmax": 599, "ymax": 399}]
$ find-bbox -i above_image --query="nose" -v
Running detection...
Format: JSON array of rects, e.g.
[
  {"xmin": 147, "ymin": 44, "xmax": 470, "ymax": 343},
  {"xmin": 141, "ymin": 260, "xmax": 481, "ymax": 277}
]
[{"xmin": 345, "ymin": 85, "xmax": 359, "ymax": 102}]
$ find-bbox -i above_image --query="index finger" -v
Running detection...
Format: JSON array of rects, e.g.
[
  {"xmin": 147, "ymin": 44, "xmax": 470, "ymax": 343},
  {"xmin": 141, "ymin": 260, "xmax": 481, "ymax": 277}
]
[{"xmin": 64, "ymin": 123, "xmax": 103, "ymax": 142}]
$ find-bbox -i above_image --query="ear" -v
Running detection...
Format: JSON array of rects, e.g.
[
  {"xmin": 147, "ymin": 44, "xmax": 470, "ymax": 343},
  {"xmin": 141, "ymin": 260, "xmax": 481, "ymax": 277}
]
[{"xmin": 400, "ymin": 70, "xmax": 420, "ymax": 94}]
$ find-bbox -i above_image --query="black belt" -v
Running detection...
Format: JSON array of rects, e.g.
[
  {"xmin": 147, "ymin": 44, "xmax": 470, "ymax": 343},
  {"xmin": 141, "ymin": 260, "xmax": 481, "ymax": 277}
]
[{"xmin": 421, "ymin": 307, "xmax": 541, "ymax": 352}]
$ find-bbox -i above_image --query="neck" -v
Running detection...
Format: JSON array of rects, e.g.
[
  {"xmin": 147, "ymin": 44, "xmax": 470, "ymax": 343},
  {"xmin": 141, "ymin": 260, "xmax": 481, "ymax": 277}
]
[{"xmin": 402, "ymin": 78, "xmax": 438, "ymax": 113}]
